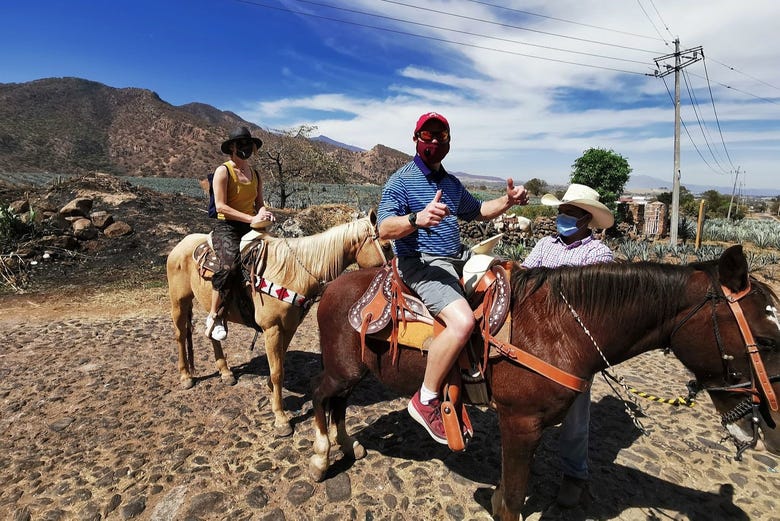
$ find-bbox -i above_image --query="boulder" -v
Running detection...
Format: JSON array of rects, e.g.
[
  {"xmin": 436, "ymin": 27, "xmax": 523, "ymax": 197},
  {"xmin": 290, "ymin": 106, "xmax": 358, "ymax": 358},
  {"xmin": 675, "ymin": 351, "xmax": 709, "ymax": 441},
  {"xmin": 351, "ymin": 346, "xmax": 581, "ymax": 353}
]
[
  {"xmin": 72, "ymin": 218, "xmax": 98, "ymax": 240},
  {"xmin": 104, "ymin": 221, "xmax": 133, "ymax": 238},
  {"xmin": 60, "ymin": 198, "xmax": 93, "ymax": 217},
  {"xmin": 90, "ymin": 211, "xmax": 114, "ymax": 230}
]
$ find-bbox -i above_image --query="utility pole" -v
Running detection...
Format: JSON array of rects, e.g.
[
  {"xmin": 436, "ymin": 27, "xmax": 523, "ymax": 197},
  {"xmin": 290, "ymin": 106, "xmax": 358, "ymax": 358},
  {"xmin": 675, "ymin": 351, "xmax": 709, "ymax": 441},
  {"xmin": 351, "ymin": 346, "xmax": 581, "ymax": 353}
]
[
  {"xmin": 727, "ymin": 166, "xmax": 740, "ymax": 220},
  {"xmin": 654, "ymin": 40, "xmax": 702, "ymax": 245}
]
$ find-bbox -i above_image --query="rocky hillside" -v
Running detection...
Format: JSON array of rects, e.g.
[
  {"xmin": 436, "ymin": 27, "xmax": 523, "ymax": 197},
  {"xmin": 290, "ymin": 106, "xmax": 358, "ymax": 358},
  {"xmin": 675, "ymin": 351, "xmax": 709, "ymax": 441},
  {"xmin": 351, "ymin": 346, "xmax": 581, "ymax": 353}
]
[{"xmin": 0, "ymin": 77, "xmax": 410, "ymax": 183}]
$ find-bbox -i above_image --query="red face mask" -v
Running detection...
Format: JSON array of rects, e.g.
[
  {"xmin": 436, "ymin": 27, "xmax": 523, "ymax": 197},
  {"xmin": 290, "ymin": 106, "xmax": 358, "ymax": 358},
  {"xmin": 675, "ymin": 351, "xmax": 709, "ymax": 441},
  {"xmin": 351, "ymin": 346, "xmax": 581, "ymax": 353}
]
[{"xmin": 416, "ymin": 141, "xmax": 449, "ymax": 164}]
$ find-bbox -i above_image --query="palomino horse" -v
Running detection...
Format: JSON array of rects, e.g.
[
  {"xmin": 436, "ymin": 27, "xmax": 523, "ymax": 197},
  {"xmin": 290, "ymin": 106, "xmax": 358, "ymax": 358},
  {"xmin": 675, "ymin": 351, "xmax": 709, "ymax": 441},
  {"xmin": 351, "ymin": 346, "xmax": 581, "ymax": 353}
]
[
  {"xmin": 166, "ymin": 210, "xmax": 388, "ymax": 436},
  {"xmin": 309, "ymin": 245, "xmax": 780, "ymax": 520}
]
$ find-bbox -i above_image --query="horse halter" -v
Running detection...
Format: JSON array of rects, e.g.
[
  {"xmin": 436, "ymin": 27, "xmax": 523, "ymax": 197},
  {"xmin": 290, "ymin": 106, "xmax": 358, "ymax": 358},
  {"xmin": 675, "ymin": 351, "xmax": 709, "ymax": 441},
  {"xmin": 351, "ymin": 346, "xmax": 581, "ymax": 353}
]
[{"xmin": 672, "ymin": 276, "xmax": 779, "ymax": 459}]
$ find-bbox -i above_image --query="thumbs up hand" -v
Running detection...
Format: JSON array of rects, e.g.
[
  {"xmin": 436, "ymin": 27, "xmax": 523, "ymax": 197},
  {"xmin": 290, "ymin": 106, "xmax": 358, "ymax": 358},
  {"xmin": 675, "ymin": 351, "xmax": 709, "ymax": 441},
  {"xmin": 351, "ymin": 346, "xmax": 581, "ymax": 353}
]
[
  {"xmin": 506, "ymin": 178, "xmax": 529, "ymax": 207},
  {"xmin": 419, "ymin": 189, "xmax": 449, "ymax": 228}
]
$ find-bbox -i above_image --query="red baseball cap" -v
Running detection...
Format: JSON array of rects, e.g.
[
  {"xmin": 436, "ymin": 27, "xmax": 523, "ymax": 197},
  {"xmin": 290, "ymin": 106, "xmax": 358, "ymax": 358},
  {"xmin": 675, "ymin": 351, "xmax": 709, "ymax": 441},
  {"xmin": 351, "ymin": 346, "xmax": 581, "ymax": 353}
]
[{"xmin": 414, "ymin": 112, "xmax": 449, "ymax": 134}]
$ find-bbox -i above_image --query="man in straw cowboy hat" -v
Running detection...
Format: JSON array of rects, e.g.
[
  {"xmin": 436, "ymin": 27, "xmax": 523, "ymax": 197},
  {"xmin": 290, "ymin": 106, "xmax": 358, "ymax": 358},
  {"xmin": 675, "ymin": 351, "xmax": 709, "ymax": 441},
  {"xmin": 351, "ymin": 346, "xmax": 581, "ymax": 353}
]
[{"xmin": 521, "ymin": 182, "xmax": 614, "ymax": 508}]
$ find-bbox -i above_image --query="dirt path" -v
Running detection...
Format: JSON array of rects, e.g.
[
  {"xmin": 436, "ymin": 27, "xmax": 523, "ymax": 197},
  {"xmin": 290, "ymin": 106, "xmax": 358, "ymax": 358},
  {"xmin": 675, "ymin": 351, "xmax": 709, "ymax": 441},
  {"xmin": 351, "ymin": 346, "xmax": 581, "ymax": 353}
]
[{"xmin": 0, "ymin": 287, "xmax": 778, "ymax": 521}]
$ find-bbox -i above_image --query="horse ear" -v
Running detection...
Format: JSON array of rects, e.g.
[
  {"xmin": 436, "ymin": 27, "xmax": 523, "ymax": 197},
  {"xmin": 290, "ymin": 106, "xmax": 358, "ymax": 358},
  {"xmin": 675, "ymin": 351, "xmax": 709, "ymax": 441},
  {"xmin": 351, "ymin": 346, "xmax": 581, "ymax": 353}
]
[
  {"xmin": 718, "ymin": 244, "xmax": 749, "ymax": 293},
  {"xmin": 369, "ymin": 207, "xmax": 377, "ymax": 226}
]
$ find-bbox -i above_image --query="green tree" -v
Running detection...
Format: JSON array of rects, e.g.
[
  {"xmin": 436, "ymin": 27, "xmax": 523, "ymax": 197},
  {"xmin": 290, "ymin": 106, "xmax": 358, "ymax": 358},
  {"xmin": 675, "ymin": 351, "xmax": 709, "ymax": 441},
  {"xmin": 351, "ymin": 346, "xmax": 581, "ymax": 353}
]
[
  {"xmin": 657, "ymin": 186, "xmax": 697, "ymax": 216},
  {"xmin": 523, "ymin": 177, "xmax": 548, "ymax": 196},
  {"xmin": 570, "ymin": 147, "xmax": 631, "ymax": 208}
]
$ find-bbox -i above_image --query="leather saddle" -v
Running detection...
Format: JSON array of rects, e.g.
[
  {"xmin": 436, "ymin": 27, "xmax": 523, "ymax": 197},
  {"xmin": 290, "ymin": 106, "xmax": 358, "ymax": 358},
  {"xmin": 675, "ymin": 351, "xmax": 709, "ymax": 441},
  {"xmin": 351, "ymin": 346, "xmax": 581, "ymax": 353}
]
[
  {"xmin": 192, "ymin": 229, "xmax": 270, "ymax": 331},
  {"xmin": 347, "ymin": 255, "xmax": 512, "ymax": 452},
  {"xmin": 348, "ymin": 256, "xmax": 511, "ymax": 355}
]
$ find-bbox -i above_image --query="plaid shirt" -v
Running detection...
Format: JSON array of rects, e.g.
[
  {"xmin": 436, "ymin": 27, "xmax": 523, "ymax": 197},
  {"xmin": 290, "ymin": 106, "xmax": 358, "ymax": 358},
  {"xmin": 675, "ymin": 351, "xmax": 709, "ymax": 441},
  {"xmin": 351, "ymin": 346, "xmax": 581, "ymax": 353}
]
[{"xmin": 521, "ymin": 234, "xmax": 613, "ymax": 268}]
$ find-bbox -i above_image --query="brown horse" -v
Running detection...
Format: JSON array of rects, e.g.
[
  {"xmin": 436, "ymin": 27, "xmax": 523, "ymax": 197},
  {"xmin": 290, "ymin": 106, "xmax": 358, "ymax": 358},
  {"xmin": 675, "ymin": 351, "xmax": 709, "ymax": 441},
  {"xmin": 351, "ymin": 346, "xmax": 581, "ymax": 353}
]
[
  {"xmin": 166, "ymin": 210, "xmax": 389, "ymax": 436},
  {"xmin": 309, "ymin": 245, "xmax": 780, "ymax": 520}
]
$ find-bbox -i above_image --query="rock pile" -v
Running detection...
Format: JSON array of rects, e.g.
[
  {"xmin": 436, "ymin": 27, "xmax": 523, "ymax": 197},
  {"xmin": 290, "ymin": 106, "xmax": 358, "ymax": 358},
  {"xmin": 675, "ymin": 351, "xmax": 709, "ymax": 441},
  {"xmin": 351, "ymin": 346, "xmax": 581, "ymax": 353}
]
[{"xmin": 7, "ymin": 194, "xmax": 133, "ymax": 260}]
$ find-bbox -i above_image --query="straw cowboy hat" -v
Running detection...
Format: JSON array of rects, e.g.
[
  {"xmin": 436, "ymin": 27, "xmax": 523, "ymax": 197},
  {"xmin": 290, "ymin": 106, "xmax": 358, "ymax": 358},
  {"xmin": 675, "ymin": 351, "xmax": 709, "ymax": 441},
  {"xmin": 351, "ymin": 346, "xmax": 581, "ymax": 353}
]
[
  {"xmin": 540, "ymin": 183, "xmax": 615, "ymax": 229},
  {"xmin": 221, "ymin": 126, "xmax": 263, "ymax": 154}
]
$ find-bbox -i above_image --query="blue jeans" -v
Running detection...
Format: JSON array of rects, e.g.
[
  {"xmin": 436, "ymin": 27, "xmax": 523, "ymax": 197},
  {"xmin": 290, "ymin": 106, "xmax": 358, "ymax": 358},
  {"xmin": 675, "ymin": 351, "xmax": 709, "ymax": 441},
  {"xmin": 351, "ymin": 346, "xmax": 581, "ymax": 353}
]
[{"xmin": 558, "ymin": 388, "xmax": 590, "ymax": 480}]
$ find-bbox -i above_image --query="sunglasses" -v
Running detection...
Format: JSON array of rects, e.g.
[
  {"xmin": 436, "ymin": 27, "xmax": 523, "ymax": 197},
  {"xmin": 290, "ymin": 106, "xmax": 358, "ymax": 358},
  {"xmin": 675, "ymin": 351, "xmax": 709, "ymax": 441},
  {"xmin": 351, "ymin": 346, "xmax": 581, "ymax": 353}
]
[
  {"xmin": 416, "ymin": 130, "xmax": 450, "ymax": 143},
  {"xmin": 236, "ymin": 139, "xmax": 254, "ymax": 148}
]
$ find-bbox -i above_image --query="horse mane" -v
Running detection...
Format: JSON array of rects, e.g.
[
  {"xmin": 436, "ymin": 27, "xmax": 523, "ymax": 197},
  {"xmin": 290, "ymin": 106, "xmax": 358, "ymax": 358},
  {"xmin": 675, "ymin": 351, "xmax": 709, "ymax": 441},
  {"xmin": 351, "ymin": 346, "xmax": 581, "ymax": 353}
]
[
  {"xmin": 511, "ymin": 260, "xmax": 714, "ymax": 321},
  {"xmin": 261, "ymin": 218, "xmax": 370, "ymax": 291}
]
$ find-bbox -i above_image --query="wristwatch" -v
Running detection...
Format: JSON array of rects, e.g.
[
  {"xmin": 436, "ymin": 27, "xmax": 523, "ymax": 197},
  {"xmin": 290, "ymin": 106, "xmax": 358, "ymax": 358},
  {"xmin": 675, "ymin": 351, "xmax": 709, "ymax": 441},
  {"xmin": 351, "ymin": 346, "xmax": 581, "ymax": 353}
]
[{"xmin": 408, "ymin": 212, "xmax": 419, "ymax": 229}]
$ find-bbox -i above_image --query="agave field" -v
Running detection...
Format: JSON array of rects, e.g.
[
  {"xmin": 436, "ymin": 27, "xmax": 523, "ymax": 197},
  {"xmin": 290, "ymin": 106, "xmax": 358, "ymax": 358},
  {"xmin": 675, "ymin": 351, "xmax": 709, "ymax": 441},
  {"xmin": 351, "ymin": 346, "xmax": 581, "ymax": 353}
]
[{"xmin": 1, "ymin": 172, "xmax": 778, "ymax": 283}]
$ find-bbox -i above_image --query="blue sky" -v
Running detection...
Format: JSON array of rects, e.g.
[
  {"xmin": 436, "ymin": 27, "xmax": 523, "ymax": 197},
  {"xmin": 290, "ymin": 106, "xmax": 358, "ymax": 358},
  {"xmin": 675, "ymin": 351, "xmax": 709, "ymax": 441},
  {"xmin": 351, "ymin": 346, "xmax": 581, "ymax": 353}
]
[{"xmin": 2, "ymin": 1, "xmax": 779, "ymax": 193}]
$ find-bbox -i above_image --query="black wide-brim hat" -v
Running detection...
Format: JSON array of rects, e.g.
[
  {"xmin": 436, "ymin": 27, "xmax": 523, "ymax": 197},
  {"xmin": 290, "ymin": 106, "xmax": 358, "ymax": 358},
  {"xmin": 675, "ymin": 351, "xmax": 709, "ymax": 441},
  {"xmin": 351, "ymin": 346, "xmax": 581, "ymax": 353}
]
[{"xmin": 221, "ymin": 126, "xmax": 263, "ymax": 154}]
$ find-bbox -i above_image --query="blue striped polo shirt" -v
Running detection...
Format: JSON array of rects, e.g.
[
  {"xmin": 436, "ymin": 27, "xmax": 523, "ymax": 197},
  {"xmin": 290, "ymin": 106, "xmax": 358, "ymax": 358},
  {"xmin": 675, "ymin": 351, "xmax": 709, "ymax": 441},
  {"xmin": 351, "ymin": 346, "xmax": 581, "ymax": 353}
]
[{"xmin": 377, "ymin": 155, "xmax": 482, "ymax": 257}]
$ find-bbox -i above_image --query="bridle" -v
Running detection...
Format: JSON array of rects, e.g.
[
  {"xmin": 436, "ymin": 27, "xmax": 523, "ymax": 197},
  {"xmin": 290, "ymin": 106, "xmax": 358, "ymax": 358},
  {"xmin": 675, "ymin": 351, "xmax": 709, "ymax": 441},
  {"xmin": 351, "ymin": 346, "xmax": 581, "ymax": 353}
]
[
  {"xmin": 670, "ymin": 275, "xmax": 780, "ymax": 459},
  {"xmin": 357, "ymin": 220, "xmax": 391, "ymax": 266}
]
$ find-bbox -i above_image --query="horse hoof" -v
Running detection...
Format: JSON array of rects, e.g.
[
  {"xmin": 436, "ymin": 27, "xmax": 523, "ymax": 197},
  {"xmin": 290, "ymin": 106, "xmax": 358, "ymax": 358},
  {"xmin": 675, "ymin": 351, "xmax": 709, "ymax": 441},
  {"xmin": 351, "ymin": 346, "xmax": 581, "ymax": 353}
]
[
  {"xmin": 308, "ymin": 456, "xmax": 328, "ymax": 482},
  {"xmin": 221, "ymin": 373, "xmax": 237, "ymax": 386},
  {"xmin": 350, "ymin": 441, "xmax": 366, "ymax": 460},
  {"xmin": 274, "ymin": 423, "xmax": 293, "ymax": 437},
  {"xmin": 180, "ymin": 378, "xmax": 195, "ymax": 390}
]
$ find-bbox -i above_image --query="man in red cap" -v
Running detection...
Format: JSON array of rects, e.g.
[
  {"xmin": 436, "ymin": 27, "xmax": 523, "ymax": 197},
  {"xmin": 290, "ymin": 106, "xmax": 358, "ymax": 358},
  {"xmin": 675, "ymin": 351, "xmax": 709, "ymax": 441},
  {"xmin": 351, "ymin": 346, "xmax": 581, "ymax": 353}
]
[{"xmin": 377, "ymin": 112, "xmax": 529, "ymax": 444}]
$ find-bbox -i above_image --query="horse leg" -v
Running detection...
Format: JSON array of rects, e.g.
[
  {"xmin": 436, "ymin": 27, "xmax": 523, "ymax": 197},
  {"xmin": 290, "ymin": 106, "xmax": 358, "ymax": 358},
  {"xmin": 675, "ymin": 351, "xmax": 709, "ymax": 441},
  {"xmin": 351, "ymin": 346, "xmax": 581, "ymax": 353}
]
[
  {"xmin": 263, "ymin": 326, "xmax": 293, "ymax": 437},
  {"xmin": 330, "ymin": 394, "xmax": 366, "ymax": 461},
  {"xmin": 170, "ymin": 284, "xmax": 196, "ymax": 389},
  {"xmin": 491, "ymin": 408, "xmax": 542, "ymax": 521},
  {"xmin": 210, "ymin": 339, "xmax": 237, "ymax": 386},
  {"xmin": 309, "ymin": 372, "xmax": 365, "ymax": 481}
]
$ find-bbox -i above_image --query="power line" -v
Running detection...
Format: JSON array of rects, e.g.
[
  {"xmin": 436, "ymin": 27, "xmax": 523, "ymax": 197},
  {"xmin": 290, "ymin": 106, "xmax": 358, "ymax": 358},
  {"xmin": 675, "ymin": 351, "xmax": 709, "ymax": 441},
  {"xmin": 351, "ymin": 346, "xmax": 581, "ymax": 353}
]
[
  {"xmin": 463, "ymin": 0, "xmax": 664, "ymax": 42},
  {"xmin": 681, "ymin": 69, "xmax": 730, "ymax": 174},
  {"xmin": 707, "ymin": 56, "xmax": 780, "ymax": 92},
  {"xmin": 685, "ymin": 70, "xmax": 780, "ymax": 106},
  {"xmin": 375, "ymin": 0, "xmax": 664, "ymax": 54},
  {"xmin": 236, "ymin": 0, "xmax": 653, "ymax": 75},
  {"xmin": 660, "ymin": 74, "xmax": 727, "ymax": 177},
  {"xmin": 701, "ymin": 55, "xmax": 736, "ymax": 171},
  {"xmin": 635, "ymin": 0, "xmax": 669, "ymax": 44},
  {"xmin": 283, "ymin": 0, "xmax": 652, "ymax": 66},
  {"xmin": 646, "ymin": 0, "xmax": 675, "ymax": 40}
]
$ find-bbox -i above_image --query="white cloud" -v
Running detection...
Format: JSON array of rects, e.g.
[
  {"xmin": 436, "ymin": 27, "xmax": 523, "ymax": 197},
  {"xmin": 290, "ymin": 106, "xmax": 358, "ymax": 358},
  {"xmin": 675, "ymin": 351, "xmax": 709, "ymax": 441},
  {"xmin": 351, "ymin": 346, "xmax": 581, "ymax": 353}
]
[{"xmin": 236, "ymin": 1, "xmax": 780, "ymax": 191}]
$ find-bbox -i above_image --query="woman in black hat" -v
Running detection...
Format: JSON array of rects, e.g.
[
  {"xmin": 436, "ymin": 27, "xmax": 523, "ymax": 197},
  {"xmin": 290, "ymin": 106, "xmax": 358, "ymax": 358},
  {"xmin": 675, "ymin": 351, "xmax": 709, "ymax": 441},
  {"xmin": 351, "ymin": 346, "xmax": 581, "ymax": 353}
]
[{"xmin": 206, "ymin": 126, "xmax": 275, "ymax": 341}]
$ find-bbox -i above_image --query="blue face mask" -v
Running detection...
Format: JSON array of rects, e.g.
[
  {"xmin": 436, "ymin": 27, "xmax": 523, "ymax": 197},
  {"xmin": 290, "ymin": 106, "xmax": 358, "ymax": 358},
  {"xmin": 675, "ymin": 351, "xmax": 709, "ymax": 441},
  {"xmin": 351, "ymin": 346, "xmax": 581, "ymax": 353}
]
[{"xmin": 556, "ymin": 213, "xmax": 584, "ymax": 237}]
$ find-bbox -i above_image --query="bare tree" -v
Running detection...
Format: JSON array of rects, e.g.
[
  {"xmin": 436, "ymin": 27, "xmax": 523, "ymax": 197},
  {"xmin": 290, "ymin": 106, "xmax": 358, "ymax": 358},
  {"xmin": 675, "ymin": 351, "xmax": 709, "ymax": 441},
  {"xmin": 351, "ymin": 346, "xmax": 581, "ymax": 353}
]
[{"xmin": 259, "ymin": 125, "xmax": 345, "ymax": 208}]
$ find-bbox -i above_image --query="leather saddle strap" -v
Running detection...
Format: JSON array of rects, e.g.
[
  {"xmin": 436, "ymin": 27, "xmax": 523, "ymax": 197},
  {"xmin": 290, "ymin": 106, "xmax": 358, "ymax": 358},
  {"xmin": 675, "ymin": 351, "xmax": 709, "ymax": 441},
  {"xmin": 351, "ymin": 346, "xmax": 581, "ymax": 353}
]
[
  {"xmin": 196, "ymin": 247, "xmax": 210, "ymax": 278},
  {"xmin": 390, "ymin": 260, "xmax": 417, "ymax": 365},
  {"xmin": 360, "ymin": 312, "xmax": 373, "ymax": 363},
  {"xmin": 725, "ymin": 296, "xmax": 779, "ymax": 411},
  {"xmin": 478, "ymin": 276, "xmax": 497, "ymax": 375},
  {"xmin": 488, "ymin": 335, "xmax": 590, "ymax": 393}
]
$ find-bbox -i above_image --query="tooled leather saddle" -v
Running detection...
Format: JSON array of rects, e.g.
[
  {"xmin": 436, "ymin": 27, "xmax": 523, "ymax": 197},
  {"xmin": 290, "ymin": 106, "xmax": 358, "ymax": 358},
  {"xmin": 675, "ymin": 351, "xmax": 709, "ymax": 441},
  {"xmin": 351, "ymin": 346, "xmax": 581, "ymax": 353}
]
[{"xmin": 347, "ymin": 256, "xmax": 512, "ymax": 452}]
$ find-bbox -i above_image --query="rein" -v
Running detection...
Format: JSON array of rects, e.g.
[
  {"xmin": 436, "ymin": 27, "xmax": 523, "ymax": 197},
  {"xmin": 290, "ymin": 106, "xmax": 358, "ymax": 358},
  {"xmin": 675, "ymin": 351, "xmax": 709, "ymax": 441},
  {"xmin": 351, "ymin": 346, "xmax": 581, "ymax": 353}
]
[{"xmin": 558, "ymin": 290, "xmax": 650, "ymax": 435}]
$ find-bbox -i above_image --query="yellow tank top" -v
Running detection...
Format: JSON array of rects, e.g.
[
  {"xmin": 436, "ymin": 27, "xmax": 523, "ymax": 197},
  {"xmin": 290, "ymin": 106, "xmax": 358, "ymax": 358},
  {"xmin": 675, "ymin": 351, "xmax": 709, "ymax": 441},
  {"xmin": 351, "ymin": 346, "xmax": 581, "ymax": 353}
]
[{"xmin": 217, "ymin": 162, "xmax": 258, "ymax": 220}]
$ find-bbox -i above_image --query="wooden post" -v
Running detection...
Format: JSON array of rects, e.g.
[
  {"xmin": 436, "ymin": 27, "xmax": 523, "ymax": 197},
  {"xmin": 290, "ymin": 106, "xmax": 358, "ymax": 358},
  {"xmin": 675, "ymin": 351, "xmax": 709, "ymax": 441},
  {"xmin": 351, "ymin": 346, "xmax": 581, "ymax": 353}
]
[{"xmin": 695, "ymin": 200, "xmax": 706, "ymax": 250}]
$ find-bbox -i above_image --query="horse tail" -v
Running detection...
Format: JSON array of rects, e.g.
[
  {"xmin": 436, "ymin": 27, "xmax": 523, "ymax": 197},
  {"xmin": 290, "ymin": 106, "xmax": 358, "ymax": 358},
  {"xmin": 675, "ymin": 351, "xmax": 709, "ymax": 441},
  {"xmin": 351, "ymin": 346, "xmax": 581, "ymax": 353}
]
[{"xmin": 185, "ymin": 305, "xmax": 195, "ymax": 374}]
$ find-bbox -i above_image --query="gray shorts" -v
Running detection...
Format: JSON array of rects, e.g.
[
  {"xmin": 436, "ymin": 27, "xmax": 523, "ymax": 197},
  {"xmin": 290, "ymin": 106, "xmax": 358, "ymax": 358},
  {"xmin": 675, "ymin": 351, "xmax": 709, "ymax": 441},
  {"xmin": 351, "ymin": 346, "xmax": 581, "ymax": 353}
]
[{"xmin": 396, "ymin": 251, "xmax": 470, "ymax": 316}]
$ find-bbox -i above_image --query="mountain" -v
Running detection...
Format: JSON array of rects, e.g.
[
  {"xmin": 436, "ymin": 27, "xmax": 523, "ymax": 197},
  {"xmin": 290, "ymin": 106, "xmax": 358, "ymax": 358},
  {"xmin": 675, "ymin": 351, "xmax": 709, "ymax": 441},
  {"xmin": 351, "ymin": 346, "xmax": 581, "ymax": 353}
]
[
  {"xmin": 0, "ymin": 77, "xmax": 409, "ymax": 184},
  {"xmin": 314, "ymin": 135, "xmax": 364, "ymax": 153}
]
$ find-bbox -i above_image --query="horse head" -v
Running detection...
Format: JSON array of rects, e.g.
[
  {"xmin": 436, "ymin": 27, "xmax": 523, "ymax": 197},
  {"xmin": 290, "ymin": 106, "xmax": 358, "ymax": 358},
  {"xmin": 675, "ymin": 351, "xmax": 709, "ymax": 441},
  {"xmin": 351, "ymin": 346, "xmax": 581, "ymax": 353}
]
[
  {"xmin": 673, "ymin": 245, "xmax": 780, "ymax": 458},
  {"xmin": 355, "ymin": 208, "xmax": 393, "ymax": 268}
]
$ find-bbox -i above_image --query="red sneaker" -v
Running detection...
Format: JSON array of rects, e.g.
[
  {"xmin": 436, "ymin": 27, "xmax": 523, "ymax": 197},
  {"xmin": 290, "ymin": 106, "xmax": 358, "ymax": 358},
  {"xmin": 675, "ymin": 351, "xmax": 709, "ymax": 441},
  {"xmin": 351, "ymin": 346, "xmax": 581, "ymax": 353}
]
[{"xmin": 407, "ymin": 391, "xmax": 448, "ymax": 445}]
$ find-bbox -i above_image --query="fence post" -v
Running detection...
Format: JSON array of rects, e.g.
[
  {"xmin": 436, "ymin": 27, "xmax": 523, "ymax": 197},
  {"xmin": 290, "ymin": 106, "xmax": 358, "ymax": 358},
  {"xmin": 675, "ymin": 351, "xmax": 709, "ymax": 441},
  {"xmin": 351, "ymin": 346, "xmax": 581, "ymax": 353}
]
[{"xmin": 695, "ymin": 200, "xmax": 706, "ymax": 250}]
